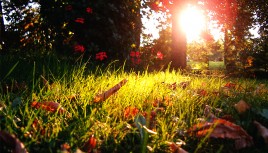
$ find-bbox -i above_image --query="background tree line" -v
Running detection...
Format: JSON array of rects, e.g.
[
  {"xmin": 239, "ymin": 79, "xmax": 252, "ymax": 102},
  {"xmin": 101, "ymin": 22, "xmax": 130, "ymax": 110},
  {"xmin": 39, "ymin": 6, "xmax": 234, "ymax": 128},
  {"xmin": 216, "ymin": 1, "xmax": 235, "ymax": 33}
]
[{"xmin": 0, "ymin": 0, "xmax": 267, "ymax": 75}]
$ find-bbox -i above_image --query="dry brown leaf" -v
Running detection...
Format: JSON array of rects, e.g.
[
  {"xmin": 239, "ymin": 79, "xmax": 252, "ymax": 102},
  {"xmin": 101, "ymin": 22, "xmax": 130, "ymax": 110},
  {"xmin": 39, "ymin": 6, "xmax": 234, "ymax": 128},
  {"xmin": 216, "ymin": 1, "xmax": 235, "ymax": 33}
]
[
  {"xmin": 188, "ymin": 118, "xmax": 253, "ymax": 150},
  {"xmin": 234, "ymin": 100, "xmax": 251, "ymax": 114},
  {"xmin": 31, "ymin": 101, "xmax": 67, "ymax": 115},
  {"xmin": 167, "ymin": 142, "xmax": 188, "ymax": 153},
  {"xmin": 0, "ymin": 131, "xmax": 28, "ymax": 153},
  {"xmin": 254, "ymin": 121, "xmax": 268, "ymax": 145},
  {"xmin": 94, "ymin": 79, "xmax": 128, "ymax": 103}
]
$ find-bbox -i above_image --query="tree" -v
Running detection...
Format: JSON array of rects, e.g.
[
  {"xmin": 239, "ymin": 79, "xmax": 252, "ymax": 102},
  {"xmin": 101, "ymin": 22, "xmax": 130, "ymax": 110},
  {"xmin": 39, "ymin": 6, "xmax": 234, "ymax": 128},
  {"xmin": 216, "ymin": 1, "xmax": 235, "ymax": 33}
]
[
  {"xmin": 248, "ymin": 0, "xmax": 268, "ymax": 74},
  {"xmin": 171, "ymin": 0, "xmax": 187, "ymax": 69},
  {"xmin": 0, "ymin": 0, "xmax": 4, "ymax": 51},
  {"xmin": 36, "ymin": 0, "xmax": 142, "ymax": 61},
  {"xmin": 202, "ymin": 0, "xmax": 255, "ymax": 73},
  {"xmin": 144, "ymin": 0, "xmax": 195, "ymax": 70},
  {"xmin": 2, "ymin": 0, "xmax": 142, "ymax": 63}
]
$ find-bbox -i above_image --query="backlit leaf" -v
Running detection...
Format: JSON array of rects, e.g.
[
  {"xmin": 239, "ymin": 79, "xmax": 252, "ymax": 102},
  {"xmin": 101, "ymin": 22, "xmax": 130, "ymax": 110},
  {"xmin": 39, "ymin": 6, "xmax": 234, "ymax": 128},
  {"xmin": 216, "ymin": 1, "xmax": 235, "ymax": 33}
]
[{"xmin": 188, "ymin": 118, "xmax": 253, "ymax": 150}]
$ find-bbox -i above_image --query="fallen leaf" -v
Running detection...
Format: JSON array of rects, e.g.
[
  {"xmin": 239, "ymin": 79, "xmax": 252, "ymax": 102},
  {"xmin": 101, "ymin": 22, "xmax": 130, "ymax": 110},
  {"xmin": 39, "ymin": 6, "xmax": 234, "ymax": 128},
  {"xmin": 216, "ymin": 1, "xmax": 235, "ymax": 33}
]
[
  {"xmin": 82, "ymin": 135, "xmax": 97, "ymax": 152},
  {"xmin": 196, "ymin": 89, "xmax": 208, "ymax": 96},
  {"xmin": 61, "ymin": 143, "xmax": 71, "ymax": 152},
  {"xmin": 221, "ymin": 114, "xmax": 236, "ymax": 123},
  {"xmin": 254, "ymin": 121, "xmax": 268, "ymax": 145},
  {"xmin": 234, "ymin": 100, "xmax": 251, "ymax": 114},
  {"xmin": 167, "ymin": 141, "xmax": 188, "ymax": 153},
  {"xmin": 224, "ymin": 82, "xmax": 236, "ymax": 89},
  {"xmin": 94, "ymin": 79, "xmax": 128, "ymax": 103},
  {"xmin": 124, "ymin": 106, "xmax": 139, "ymax": 119},
  {"xmin": 188, "ymin": 118, "xmax": 253, "ymax": 150},
  {"xmin": 0, "ymin": 131, "xmax": 28, "ymax": 153},
  {"xmin": 31, "ymin": 101, "xmax": 66, "ymax": 114}
]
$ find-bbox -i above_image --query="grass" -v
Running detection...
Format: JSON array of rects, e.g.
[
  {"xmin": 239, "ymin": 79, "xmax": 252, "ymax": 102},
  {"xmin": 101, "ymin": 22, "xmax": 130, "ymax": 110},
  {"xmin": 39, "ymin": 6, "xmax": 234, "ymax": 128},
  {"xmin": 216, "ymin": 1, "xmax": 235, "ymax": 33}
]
[
  {"xmin": 209, "ymin": 61, "xmax": 225, "ymax": 70},
  {"xmin": 187, "ymin": 61, "xmax": 225, "ymax": 70},
  {"xmin": 1, "ymin": 56, "xmax": 268, "ymax": 153}
]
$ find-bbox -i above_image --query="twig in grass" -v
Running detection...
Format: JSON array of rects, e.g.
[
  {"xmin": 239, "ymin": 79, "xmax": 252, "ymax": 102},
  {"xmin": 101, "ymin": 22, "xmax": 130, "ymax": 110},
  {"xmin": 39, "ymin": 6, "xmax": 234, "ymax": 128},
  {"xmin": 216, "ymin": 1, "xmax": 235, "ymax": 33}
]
[{"xmin": 94, "ymin": 79, "xmax": 128, "ymax": 103}]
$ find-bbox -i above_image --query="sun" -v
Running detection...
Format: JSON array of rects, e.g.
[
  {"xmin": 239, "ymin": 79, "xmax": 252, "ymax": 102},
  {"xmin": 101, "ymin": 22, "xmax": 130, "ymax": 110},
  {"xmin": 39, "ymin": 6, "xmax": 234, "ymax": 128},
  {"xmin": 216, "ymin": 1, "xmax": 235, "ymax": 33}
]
[{"xmin": 179, "ymin": 5, "xmax": 206, "ymax": 42}]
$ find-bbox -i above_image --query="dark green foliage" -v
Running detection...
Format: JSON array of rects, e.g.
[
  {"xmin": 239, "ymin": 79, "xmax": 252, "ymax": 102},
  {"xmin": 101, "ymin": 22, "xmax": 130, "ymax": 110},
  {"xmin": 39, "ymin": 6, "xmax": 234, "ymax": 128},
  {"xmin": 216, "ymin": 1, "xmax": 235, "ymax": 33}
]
[{"xmin": 1, "ymin": 0, "xmax": 142, "ymax": 63}]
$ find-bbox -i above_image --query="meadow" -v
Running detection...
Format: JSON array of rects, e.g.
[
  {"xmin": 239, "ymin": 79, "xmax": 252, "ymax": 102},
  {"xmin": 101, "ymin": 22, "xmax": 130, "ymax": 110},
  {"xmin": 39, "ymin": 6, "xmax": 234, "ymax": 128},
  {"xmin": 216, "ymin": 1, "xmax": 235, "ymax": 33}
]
[{"xmin": 1, "ymin": 55, "xmax": 268, "ymax": 153}]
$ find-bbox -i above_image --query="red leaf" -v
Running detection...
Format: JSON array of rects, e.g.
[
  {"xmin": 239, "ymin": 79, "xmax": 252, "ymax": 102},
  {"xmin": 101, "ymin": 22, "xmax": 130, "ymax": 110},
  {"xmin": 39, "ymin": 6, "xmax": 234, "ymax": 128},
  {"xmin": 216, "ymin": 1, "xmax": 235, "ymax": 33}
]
[
  {"xmin": 31, "ymin": 101, "xmax": 66, "ymax": 114},
  {"xmin": 0, "ymin": 131, "xmax": 28, "ymax": 153},
  {"xmin": 82, "ymin": 135, "xmax": 97, "ymax": 152},
  {"xmin": 188, "ymin": 119, "xmax": 253, "ymax": 150},
  {"xmin": 197, "ymin": 89, "xmax": 208, "ymax": 96},
  {"xmin": 61, "ymin": 143, "xmax": 71, "ymax": 152},
  {"xmin": 124, "ymin": 106, "xmax": 139, "ymax": 119},
  {"xmin": 94, "ymin": 79, "xmax": 128, "ymax": 103},
  {"xmin": 224, "ymin": 82, "xmax": 236, "ymax": 89}
]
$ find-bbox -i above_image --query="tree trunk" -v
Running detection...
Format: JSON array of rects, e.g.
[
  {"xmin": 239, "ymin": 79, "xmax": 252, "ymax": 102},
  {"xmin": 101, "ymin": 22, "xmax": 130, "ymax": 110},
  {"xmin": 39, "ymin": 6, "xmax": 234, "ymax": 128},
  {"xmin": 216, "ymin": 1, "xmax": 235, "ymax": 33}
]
[
  {"xmin": 171, "ymin": 0, "xmax": 187, "ymax": 70},
  {"xmin": 0, "ymin": 0, "xmax": 5, "ymax": 51},
  {"xmin": 223, "ymin": 25, "xmax": 236, "ymax": 73}
]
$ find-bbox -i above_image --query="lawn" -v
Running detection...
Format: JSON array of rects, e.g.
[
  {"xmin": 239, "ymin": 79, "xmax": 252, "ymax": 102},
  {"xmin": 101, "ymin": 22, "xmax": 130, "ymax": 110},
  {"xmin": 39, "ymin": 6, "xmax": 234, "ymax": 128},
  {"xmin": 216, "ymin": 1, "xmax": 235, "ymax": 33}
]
[
  {"xmin": 1, "ymin": 58, "xmax": 268, "ymax": 153},
  {"xmin": 209, "ymin": 61, "xmax": 225, "ymax": 70}
]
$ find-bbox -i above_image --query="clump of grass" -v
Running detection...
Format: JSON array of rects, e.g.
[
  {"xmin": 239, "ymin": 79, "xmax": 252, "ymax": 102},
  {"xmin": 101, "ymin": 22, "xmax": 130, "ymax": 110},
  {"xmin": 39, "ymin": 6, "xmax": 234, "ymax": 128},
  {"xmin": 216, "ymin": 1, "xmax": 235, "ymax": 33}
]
[{"xmin": 0, "ymin": 59, "xmax": 268, "ymax": 152}]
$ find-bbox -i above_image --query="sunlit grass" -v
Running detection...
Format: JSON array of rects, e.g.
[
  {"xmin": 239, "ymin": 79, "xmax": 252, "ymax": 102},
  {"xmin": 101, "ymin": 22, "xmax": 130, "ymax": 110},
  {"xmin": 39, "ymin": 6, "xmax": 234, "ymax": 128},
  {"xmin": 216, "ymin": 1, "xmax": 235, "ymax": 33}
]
[
  {"xmin": 209, "ymin": 61, "xmax": 225, "ymax": 70},
  {"xmin": 0, "ymin": 58, "xmax": 268, "ymax": 152}
]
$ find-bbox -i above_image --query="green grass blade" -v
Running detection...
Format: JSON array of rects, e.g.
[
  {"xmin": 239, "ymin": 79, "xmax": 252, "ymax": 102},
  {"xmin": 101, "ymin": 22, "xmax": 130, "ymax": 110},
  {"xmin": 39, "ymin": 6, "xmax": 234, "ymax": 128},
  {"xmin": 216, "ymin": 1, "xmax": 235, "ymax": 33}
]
[{"xmin": 2, "ymin": 61, "xmax": 19, "ymax": 81}]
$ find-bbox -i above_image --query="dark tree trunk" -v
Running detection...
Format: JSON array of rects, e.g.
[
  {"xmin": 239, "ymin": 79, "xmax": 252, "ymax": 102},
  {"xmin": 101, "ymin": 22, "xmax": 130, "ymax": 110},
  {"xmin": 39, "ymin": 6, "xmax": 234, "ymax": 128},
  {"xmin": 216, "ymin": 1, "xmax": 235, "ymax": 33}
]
[
  {"xmin": 171, "ymin": 0, "xmax": 187, "ymax": 70},
  {"xmin": 0, "ymin": 0, "xmax": 5, "ymax": 51}
]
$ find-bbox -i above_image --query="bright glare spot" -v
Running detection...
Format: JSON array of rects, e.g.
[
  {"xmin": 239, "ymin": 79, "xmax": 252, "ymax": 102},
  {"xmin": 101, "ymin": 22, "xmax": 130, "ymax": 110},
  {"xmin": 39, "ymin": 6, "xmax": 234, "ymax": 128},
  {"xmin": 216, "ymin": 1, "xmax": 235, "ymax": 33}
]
[
  {"xmin": 179, "ymin": 6, "xmax": 206, "ymax": 42},
  {"xmin": 207, "ymin": 20, "xmax": 224, "ymax": 41}
]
